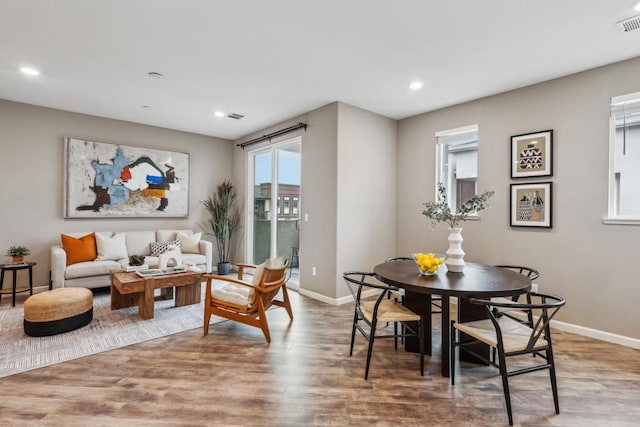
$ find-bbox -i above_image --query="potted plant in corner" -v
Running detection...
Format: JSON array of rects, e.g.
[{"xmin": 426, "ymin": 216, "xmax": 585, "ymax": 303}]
[
  {"xmin": 202, "ymin": 180, "xmax": 241, "ymax": 275},
  {"xmin": 6, "ymin": 246, "xmax": 30, "ymax": 264},
  {"xmin": 422, "ymin": 183, "xmax": 494, "ymax": 273}
]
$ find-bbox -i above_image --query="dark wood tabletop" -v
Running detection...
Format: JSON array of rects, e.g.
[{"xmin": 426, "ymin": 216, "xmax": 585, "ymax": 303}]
[
  {"xmin": 374, "ymin": 259, "xmax": 531, "ymax": 377},
  {"xmin": 373, "ymin": 260, "xmax": 531, "ymax": 298}
]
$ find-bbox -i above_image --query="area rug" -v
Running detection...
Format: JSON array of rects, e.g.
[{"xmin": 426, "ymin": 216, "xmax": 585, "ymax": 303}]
[{"xmin": 0, "ymin": 288, "xmax": 219, "ymax": 378}]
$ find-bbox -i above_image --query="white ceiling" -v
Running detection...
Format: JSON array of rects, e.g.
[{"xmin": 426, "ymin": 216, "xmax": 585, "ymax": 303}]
[{"xmin": 1, "ymin": 1, "xmax": 640, "ymax": 140}]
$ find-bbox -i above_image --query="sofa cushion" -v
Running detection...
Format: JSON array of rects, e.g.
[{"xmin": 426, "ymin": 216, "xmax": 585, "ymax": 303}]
[
  {"xmin": 150, "ymin": 240, "xmax": 181, "ymax": 257},
  {"xmin": 176, "ymin": 231, "xmax": 202, "ymax": 254},
  {"xmin": 182, "ymin": 253, "xmax": 206, "ymax": 266},
  {"xmin": 124, "ymin": 231, "xmax": 155, "ymax": 256},
  {"xmin": 157, "ymin": 229, "xmax": 193, "ymax": 243},
  {"xmin": 95, "ymin": 232, "xmax": 128, "ymax": 260},
  {"xmin": 64, "ymin": 260, "xmax": 121, "ymax": 280},
  {"xmin": 61, "ymin": 233, "xmax": 97, "ymax": 266}
]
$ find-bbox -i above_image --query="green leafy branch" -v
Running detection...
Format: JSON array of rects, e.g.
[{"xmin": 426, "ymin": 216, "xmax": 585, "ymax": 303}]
[{"xmin": 422, "ymin": 183, "xmax": 494, "ymax": 228}]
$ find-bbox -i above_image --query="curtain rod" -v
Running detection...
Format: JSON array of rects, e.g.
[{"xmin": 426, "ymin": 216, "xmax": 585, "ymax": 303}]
[{"xmin": 237, "ymin": 122, "xmax": 307, "ymax": 149}]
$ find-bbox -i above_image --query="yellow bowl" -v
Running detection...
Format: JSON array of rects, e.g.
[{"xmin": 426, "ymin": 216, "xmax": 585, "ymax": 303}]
[{"xmin": 412, "ymin": 253, "xmax": 446, "ymax": 275}]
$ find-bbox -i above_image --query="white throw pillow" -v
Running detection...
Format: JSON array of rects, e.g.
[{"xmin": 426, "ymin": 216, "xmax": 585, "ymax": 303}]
[
  {"xmin": 95, "ymin": 232, "xmax": 128, "ymax": 261},
  {"xmin": 251, "ymin": 256, "xmax": 284, "ymax": 285},
  {"xmin": 150, "ymin": 240, "xmax": 181, "ymax": 257},
  {"xmin": 176, "ymin": 231, "xmax": 201, "ymax": 254},
  {"xmin": 251, "ymin": 261, "xmax": 267, "ymax": 285}
]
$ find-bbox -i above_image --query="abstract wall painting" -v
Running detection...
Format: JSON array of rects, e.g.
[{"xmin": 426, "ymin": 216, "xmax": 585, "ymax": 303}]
[
  {"xmin": 510, "ymin": 182, "xmax": 552, "ymax": 228},
  {"xmin": 64, "ymin": 138, "xmax": 189, "ymax": 218},
  {"xmin": 511, "ymin": 130, "xmax": 553, "ymax": 178}
]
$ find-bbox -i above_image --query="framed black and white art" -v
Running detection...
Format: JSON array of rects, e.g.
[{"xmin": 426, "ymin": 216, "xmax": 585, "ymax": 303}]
[
  {"xmin": 510, "ymin": 130, "xmax": 553, "ymax": 178},
  {"xmin": 510, "ymin": 182, "xmax": 552, "ymax": 228}
]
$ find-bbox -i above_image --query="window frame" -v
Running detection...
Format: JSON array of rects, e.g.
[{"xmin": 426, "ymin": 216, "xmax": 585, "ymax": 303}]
[
  {"xmin": 435, "ymin": 124, "xmax": 481, "ymax": 221},
  {"xmin": 604, "ymin": 91, "xmax": 640, "ymax": 225}
]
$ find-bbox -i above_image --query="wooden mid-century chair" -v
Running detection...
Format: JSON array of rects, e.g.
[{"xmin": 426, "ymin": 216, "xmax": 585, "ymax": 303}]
[{"xmin": 203, "ymin": 258, "xmax": 292, "ymax": 343}]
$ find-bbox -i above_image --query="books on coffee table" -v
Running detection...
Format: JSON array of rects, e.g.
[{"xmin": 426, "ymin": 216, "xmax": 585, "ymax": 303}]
[
  {"xmin": 135, "ymin": 267, "xmax": 187, "ymax": 277},
  {"xmin": 126, "ymin": 264, "xmax": 149, "ymax": 272}
]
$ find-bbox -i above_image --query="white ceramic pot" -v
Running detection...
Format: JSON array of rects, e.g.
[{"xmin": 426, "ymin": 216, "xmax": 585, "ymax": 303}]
[{"xmin": 445, "ymin": 227, "xmax": 465, "ymax": 273}]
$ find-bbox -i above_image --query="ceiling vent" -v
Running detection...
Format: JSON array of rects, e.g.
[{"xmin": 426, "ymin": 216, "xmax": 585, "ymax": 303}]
[
  {"xmin": 226, "ymin": 113, "xmax": 244, "ymax": 120},
  {"xmin": 617, "ymin": 14, "xmax": 640, "ymax": 33}
]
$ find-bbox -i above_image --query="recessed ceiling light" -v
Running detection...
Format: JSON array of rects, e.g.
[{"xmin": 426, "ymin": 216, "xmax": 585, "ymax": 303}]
[
  {"xmin": 214, "ymin": 111, "xmax": 225, "ymax": 118},
  {"xmin": 409, "ymin": 81, "xmax": 424, "ymax": 90},
  {"xmin": 147, "ymin": 72, "xmax": 164, "ymax": 79},
  {"xmin": 20, "ymin": 66, "xmax": 40, "ymax": 76}
]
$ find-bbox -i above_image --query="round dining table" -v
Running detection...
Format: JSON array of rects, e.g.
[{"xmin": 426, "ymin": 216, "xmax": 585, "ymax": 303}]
[{"xmin": 373, "ymin": 260, "xmax": 531, "ymax": 377}]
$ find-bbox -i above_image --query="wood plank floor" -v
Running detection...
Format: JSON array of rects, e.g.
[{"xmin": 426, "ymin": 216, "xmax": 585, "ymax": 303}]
[{"xmin": 1, "ymin": 291, "xmax": 639, "ymax": 426}]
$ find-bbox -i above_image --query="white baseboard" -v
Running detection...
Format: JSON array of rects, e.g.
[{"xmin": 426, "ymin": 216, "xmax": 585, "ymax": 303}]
[
  {"xmin": 299, "ymin": 287, "xmax": 379, "ymax": 306},
  {"xmin": 299, "ymin": 288, "xmax": 640, "ymax": 350},
  {"xmin": 299, "ymin": 288, "xmax": 341, "ymax": 305},
  {"xmin": 550, "ymin": 319, "xmax": 640, "ymax": 350}
]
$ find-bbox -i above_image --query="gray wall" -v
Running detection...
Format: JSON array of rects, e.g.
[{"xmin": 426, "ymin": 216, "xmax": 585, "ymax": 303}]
[
  {"xmin": 335, "ymin": 103, "xmax": 397, "ymax": 299},
  {"xmin": 397, "ymin": 57, "xmax": 640, "ymax": 340},
  {"xmin": 0, "ymin": 99, "xmax": 233, "ymax": 287}
]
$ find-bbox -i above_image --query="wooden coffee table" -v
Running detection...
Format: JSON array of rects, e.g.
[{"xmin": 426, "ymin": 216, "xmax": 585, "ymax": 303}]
[{"xmin": 110, "ymin": 270, "xmax": 203, "ymax": 319}]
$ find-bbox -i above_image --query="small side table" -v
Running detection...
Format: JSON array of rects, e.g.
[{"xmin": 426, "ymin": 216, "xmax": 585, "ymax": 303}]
[{"xmin": 0, "ymin": 262, "xmax": 36, "ymax": 307}]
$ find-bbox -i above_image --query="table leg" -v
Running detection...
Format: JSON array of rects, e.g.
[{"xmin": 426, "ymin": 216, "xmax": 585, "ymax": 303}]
[
  {"xmin": 0, "ymin": 269, "xmax": 4, "ymax": 305},
  {"xmin": 110, "ymin": 285, "xmax": 138, "ymax": 310},
  {"xmin": 403, "ymin": 291, "xmax": 432, "ymax": 356},
  {"xmin": 441, "ymin": 295, "xmax": 450, "ymax": 377},
  {"xmin": 12, "ymin": 269, "xmax": 17, "ymax": 307},
  {"xmin": 159, "ymin": 287, "xmax": 174, "ymax": 300},
  {"xmin": 28, "ymin": 265, "xmax": 33, "ymax": 296},
  {"xmin": 139, "ymin": 279, "xmax": 155, "ymax": 319},
  {"xmin": 175, "ymin": 282, "xmax": 201, "ymax": 307}
]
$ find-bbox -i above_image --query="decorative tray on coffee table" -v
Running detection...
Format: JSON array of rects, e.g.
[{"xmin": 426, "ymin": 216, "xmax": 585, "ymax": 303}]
[{"xmin": 135, "ymin": 267, "xmax": 187, "ymax": 277}]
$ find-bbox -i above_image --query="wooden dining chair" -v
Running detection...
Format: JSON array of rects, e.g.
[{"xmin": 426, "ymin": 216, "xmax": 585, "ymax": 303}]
[
  {"xmin": 450, "ymin": 292, "xmax": 565, "ymax": 426},
  {"xmin": 203, "ymin": 258, "xmax": 292, "ymax": 343},
  {"xmin": 343, "ymin": 271, "xmax": 425, "ymax": 379}
]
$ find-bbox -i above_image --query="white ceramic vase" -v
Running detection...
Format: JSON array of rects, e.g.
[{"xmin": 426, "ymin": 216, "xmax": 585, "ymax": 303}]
[{"xmin": 445, "ymin": 227, "xmax": 465, "ymax": 273}]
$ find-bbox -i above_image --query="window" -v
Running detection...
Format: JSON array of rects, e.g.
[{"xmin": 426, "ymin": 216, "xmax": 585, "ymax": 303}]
[
  {"xmin": 607, "ymin": 92, "xmax": 640, "ymax": 224},
  {"xmin": 292, "ymin": 197, "xmax": 299, "ymax": 215},
  {"xmin": 435, "ymin": 125, "xmax": 479, "ymax": 213},
  {"xmin": 283, "ymin": 196, "xmax": 291, "ymax": 215}
]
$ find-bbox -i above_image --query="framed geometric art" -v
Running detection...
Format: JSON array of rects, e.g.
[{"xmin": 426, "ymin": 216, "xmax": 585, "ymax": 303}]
[
  {"xmin": 64, "ymin": 137, "xmax": 189, "ymax": 218},
  {"xmin": 510, "ymin": 182, "xmax": 552, "ymax": 228},
  {"xmin": 511, "ymin": 130, "xmax": 553, "ymax": 178}
]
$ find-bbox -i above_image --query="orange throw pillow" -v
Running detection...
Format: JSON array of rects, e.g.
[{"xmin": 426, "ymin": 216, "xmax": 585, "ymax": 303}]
[{"xmin": 61, "ymin": 233, "xmax": 97, "ymax": 265}]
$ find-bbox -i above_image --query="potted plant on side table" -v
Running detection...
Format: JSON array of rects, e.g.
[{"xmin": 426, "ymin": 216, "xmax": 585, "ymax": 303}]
[
  {"xmin": 6, "ymin": 246, "xmax": 30, "ymax": 264},
  {"xmin": 202, "ymin": 180, "xmax": 241, "ymax": 275}
]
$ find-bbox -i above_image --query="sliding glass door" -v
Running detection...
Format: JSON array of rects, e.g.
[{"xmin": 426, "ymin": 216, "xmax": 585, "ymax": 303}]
[{"xmin": 247, "ymin": 137, "xmax": 301, "ymax": 284}]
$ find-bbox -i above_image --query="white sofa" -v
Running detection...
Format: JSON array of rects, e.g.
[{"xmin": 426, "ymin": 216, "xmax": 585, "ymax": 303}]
[{"xmin": 51, "ymin": 229, "xmax": 212, "ymax": 289}]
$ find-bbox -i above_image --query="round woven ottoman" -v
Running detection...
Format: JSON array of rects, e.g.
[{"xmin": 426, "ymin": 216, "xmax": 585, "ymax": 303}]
[{"xmin": 24, "ymin": 288, "xmax": 93, "ymax": 337}]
